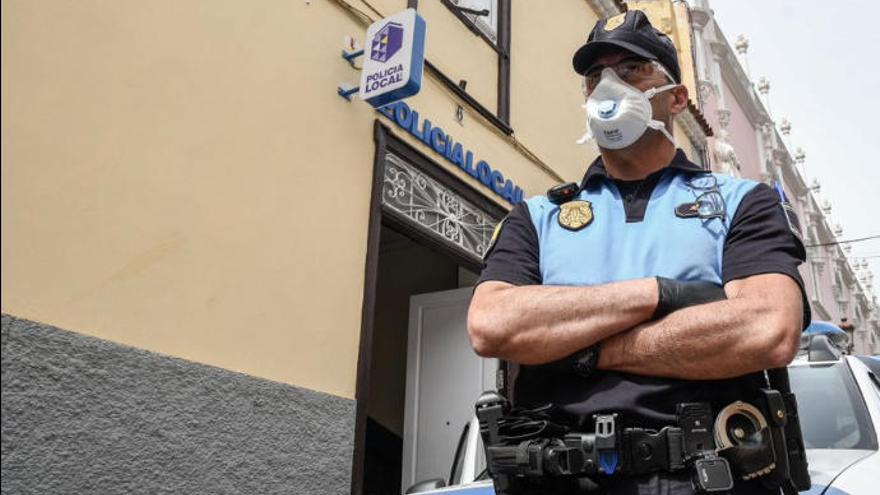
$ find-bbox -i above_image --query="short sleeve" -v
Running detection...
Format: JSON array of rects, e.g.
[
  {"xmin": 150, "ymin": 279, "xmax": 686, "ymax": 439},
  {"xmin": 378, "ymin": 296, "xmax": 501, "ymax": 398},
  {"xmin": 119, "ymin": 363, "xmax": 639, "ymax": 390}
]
[
  {"xmin": 722, "ymin": 183, "xmax": 811, "ymax": 326},
  {"xmin": 476, "ymin": 202, "xmax": 542, "ymax": 287}
]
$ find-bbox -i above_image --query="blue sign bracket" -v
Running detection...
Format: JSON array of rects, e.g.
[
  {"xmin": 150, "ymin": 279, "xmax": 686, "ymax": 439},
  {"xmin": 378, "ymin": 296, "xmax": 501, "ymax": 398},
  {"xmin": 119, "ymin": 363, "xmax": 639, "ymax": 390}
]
[
  {"xmin": 341, "ymin": 48, "xmax": 364, "ymax": 69},
  {"xmin": 338, "ymin": 48, "xmax": 364, "ymax": 102},
  {"xmin": 337, "ymin": 85, "xmax": 360, "ymax": 101}
]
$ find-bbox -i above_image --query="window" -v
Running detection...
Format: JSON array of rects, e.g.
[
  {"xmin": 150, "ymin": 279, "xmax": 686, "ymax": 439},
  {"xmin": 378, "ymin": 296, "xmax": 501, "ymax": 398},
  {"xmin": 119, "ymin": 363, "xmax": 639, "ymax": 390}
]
[
  {"xmin": 789, "ymin": 362, "xmax": 878, "ymax": 450},
  {"xmin": 856, "ymin": 356, "xmax": 880, "ymax": 400},
  {"xmin": 436, "ymin": 0, "xmax": 510, "ymax": 125},
  {"xmin": 449, "ymin": 0, "xmax": 498, "ymax": 44},
  {"xmin": 809, "ymin": 261, "xmax": 822, "ymax": 304}
]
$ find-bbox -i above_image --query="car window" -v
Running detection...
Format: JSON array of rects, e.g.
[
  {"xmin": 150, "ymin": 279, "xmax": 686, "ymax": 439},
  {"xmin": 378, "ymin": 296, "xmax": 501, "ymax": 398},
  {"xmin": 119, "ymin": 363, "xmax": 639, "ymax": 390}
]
[
  {"xmin": 448, "ymin": 420, "xmax": 488, "ymax": 485},
  {"xmin": 790, "ymin": 362, "xmax": 878, "ymax": 450},
  {"xmin": 856, "ymin": 355, "xmax": 878, "ymax": 369},
  {"xmin": 856, "ymin": 357, "xmax": 880, "ymax": 401},
  {"xmin": 449, "ymin": 422, "xmax": 470, "ymax": 485},
  {"xmin": 871, "ymin": 373, "xmax": 880, "ymax": 400},
  {"xmin": 865, "ymin": 369, "xmax": 880, "ymax": 401}
]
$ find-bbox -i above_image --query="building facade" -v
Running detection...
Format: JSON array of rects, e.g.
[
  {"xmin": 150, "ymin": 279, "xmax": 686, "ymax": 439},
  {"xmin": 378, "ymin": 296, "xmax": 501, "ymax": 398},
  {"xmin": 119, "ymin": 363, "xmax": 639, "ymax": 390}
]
[
  {"xmin": 686, "ymin": 0, "xmax": 880, "ymax": 353},
  {"xmin": 2, "ymin": 1, "xmax": 875, "ymax": 494}
]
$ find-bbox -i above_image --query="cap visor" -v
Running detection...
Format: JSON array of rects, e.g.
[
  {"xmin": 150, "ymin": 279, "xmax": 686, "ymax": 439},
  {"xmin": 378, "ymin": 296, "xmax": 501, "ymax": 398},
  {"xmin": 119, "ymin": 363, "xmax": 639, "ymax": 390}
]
[{"xmin": 572, "ymin": 39, "xmax": 658, "ymax": 75}]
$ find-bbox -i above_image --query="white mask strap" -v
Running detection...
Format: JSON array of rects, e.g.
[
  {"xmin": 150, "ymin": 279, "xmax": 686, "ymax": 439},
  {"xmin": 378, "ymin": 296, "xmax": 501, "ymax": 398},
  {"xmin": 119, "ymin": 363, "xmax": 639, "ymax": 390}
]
[
  {"xmin": 644, "ymin": 83, "xmax": 678, "ymax": 99},
  {"xmin": 576, "ymin": 102, "xmax": 593, "ymax": 145},
  {"xmin": 647, "ymin": 119, "xmax": 675, "ymax": 144},
  {"xmin": 645, "ymin": 83, "xmax": 678, "ymax": 144},
  {"xmin": 576, "ymin": 129, "xmax": 594, "ymax": 145}
]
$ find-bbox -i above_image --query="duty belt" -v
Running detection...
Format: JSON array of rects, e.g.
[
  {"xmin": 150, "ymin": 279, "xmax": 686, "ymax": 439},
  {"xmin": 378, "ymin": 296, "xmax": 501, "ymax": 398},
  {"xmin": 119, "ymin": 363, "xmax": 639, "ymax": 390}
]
[
  {"xmin": 490, "ymin": 412, "xmax": 725, "ymax": 483},
  {"xmin": 475, "ymin": 390, "xmax": 807, "ymax": 495}
]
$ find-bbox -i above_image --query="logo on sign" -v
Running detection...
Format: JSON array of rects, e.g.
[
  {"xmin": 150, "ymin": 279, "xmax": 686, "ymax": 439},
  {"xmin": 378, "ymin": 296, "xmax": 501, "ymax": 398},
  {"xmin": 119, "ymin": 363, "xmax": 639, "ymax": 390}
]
[
  {"xmin": 359, "ymin": 9, "xmax": 426, "ymax": 108},
  {"xmin": 370, "ymin": 22, "xmax": 404, "ymax": 62}
]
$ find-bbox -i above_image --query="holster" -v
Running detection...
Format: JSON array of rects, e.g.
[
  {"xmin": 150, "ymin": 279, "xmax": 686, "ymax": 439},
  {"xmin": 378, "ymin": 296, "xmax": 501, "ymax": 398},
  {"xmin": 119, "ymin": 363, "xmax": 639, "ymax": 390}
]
[
  {"xmin": 717, "ymin": 373, "xmax": 810, "ymax": 495},
  {"xmin": 767, "ymin": 368, "xmax": 811, "ymax": 493}
]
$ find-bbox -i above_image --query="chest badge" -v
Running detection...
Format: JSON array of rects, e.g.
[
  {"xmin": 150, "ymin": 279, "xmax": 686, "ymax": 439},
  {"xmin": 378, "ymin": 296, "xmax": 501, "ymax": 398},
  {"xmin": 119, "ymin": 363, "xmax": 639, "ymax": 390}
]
[{"xmin": 558, "ymin": 200, "xmax": 594, "ymax": 231}]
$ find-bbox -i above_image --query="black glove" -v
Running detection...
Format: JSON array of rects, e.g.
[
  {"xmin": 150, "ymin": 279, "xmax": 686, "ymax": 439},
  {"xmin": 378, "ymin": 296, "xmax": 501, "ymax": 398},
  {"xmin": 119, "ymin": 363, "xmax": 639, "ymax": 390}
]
[{"xmin": 654, "ymin": 276, "xmax": 727, "ymax": 319}]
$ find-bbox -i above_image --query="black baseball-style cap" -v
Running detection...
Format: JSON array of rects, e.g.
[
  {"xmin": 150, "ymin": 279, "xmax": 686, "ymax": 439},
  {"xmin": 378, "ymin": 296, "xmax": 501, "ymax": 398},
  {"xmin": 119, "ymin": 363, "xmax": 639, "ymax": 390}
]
[{"xmin": 572, "ymin": 10, "xmax": 681, "ymax": 83}]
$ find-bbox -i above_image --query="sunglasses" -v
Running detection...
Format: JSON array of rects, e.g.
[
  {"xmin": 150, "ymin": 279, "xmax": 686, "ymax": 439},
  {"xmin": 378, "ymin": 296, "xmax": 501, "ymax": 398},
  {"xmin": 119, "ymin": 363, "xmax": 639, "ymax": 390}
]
[
  {"xmin": 582, "ymin": 58, "xmax": 674, "ymax": 96},
  {"xmin": 686, "ymin": 175, "xmax": 726, "ymax": 220}
]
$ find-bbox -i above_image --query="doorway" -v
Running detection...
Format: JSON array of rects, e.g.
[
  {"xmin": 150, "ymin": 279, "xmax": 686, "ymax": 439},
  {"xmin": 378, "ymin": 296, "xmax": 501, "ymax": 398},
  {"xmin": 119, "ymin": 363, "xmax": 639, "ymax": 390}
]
[
  {"xmin": 362, "ymin": 225, "xmax": 480, "ymax": 495},
  {"xmin": 353, "ymin": 123, "xmax": 507, "ymax": 495}
]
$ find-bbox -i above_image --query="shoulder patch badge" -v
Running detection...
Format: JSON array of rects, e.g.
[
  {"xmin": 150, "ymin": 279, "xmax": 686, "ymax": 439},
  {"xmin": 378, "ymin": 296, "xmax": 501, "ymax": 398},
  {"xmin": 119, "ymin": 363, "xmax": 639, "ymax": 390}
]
[
  {"xmin": 780, "ymin": 201, "xmax": 803, "ymax": 243},
  {"xmin": 483, "ymin": 215, "xmax": 508, "ymax": 260},
  {"xmin": 604, "ymin": 13, "xmax": 626, "ymax": 32},
  {"xmin": 558, "ymin": 200, "xmax": 594, "ymax": 231}
]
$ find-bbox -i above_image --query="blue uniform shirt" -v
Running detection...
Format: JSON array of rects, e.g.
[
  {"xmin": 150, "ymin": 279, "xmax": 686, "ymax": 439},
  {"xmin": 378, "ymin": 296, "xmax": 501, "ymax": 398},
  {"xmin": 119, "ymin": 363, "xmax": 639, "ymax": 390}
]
[{"xmin": 478, "ymin": 150, "xmax": 808, "ymax": 428}]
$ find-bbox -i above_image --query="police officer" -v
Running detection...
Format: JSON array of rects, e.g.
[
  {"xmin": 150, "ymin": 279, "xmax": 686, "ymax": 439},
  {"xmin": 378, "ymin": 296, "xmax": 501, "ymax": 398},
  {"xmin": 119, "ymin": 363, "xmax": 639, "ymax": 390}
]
[{"xmin": 468, "ymin": 10, "xmax": 809, "ymax": 495}]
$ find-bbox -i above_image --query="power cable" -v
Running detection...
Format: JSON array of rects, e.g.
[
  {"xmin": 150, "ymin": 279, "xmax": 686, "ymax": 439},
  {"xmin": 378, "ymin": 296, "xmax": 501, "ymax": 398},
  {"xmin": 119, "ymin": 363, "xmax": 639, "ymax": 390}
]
[{"xmin": 805, "ymin": 234, "xmax": 880, "ymax": 248}]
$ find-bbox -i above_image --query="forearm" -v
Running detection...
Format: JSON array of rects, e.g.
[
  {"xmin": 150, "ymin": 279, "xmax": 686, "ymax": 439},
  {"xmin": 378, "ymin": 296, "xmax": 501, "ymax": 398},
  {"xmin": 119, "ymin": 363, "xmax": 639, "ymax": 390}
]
[
  {"xmin": 598, "ymin": 275, "xmax": 803, "ymax": 379},
  {"xmin": 467, "ymin": 278, "xmax": 657, "ymax": 365}
]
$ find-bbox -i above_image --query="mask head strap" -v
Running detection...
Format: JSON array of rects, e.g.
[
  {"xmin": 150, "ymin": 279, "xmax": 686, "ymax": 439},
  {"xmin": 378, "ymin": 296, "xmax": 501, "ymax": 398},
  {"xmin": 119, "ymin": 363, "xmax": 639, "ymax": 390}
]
[
  {"xmin": 647, "ymin": 119, "xmax": 675, "ymax": 144},
  {"xmin": 646, "ymin": 61, "xmax": 678, "ymax": 144},
  {"xmin": 644, "ymin": 83, "xmax": 679, "ymax": 99}
]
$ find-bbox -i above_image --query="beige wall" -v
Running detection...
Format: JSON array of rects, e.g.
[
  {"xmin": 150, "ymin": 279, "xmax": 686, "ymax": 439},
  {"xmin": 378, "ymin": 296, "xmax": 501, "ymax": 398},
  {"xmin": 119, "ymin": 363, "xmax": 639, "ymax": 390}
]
[
  {"xmin": 3, "ymin": 0, "xmax": 601, "ymax": 399},
  {"xmin": 673, "ymin": 120, "xmax": 700, "ymax": 160},
  {"xmin": 629, "ymin": 0, "xmax": 700, "ymax": 99},
  {"xmin": 510, "ymin": 1, "xmax": 603, "ymax": 183},
  {"xmin": 417, "ymin": 0, "xmax": 499, "ymax": 113},
  {"xmin": 4, "ymin": 1, "xmax": 704, "ymax": 400},
  {"xmin": 2, "ymin": 0, "xmax": 380, "ymax": 399},
  {"xmin": 671, "ymin": 1, "xmax": 700, "ymax": 98},
  {"xmin": 628, "ymin": 0, "xmax": 706, "ymax": 162}
]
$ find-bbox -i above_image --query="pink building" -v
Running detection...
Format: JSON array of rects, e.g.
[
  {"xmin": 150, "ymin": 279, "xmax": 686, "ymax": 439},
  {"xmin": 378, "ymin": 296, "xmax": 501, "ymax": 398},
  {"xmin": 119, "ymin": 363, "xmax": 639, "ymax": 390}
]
[{"xmin": 688, "ymin": 0, "xmax": 879, "ymax": 353}]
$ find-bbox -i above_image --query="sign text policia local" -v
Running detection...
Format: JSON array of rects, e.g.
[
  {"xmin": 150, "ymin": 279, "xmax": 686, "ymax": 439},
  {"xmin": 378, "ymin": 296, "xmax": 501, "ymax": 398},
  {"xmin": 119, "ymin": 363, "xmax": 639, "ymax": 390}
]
[
  {"xmin": 359, "ymin": 9, "xmax": 426, "ymax": 108},
  {"xmin": 379, "ymin": 101, "xmax": 524, "ymax": 205},
  {"xmin": 356, "ymin": 8, "xmax": 523, "ymax": 205}
]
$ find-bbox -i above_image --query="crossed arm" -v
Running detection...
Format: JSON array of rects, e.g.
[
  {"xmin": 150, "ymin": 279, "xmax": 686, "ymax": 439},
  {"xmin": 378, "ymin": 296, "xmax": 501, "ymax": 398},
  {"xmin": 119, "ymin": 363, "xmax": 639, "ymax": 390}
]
[{"xmin": 466, "ymin": 273, "xmax": 803, "ymax": 380}]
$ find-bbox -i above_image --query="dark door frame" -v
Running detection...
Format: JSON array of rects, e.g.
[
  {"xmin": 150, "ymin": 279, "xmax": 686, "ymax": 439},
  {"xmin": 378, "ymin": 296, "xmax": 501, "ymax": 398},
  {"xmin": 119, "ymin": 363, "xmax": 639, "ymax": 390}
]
[{"xmin": 349, "ymin": 121, "xmax": 506, "ymax": 495}]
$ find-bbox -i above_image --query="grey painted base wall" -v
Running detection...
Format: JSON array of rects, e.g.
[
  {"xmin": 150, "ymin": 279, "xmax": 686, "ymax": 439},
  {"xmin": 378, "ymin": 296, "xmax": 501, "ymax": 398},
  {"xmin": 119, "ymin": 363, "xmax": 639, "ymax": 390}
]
[{"xmin": 1, "ymin": 314, "xmax": 355, "ymax": 494}]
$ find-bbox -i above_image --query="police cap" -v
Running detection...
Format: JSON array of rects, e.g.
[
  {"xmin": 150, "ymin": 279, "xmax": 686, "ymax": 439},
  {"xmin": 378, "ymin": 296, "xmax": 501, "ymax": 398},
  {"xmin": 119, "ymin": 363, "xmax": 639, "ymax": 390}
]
[{"xmin": 572, "ymin": 10, "xmax": 681, "ymax": 83}]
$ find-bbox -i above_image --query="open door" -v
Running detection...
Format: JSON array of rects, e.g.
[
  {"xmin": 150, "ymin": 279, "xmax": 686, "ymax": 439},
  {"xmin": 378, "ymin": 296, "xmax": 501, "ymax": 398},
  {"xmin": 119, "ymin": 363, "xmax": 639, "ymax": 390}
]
[{"xmin": 401, "ymin": 287, "xmax": 496, "ymax": 490}]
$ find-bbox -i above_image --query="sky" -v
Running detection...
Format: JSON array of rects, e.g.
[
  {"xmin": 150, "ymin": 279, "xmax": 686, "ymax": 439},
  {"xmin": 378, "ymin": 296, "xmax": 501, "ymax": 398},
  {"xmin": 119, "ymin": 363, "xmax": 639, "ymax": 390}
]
[{"xmin": 706, "ymin": 0, "xmax": 879, "ymax": 299}]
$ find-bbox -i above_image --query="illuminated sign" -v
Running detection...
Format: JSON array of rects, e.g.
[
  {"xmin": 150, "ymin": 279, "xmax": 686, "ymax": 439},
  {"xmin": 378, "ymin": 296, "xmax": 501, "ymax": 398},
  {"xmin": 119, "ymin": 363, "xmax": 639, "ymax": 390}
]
[{"xmin": 359, "ymin": 9, "xmax": 426, "ymax": 108}]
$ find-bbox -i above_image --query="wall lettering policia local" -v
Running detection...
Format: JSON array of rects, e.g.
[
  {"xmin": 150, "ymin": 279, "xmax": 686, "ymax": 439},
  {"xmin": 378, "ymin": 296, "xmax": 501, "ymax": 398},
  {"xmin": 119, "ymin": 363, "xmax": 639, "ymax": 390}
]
[{"xmin": 378, "ymin": 101, "xmax": 524, "ymax": 205}]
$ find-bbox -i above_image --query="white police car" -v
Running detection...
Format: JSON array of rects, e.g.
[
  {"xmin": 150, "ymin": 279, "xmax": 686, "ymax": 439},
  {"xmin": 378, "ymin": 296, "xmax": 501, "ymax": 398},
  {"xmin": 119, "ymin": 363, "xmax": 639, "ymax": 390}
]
[
  {"xmin": 790, "ymin": 322, "xmax": 880, "ymax": 495},
  {"xmin": 403, "ymin": 413, "xmax": 493, "ymax": 495},
  {"xmin": 404, "ymin": 324, "xmax": 880, "ymax": 495}
]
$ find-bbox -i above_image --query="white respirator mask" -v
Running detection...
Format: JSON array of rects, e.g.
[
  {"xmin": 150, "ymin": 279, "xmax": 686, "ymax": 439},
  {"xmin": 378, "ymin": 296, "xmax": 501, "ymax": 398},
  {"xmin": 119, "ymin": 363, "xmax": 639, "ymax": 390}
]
[{"xmin": 577, "ymin": 67, "xmax": 678, "ymax": 149}]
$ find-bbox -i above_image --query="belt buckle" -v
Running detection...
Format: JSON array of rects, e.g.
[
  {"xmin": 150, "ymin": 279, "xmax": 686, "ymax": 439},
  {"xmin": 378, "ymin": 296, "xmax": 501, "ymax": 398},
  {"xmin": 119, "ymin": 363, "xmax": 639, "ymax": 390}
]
[
  {"xmin": 626, "ymin": 427, "xmax": 677, "ymax": 475},
  {"xmin": 594, "ymin": 413, "xmax": 618, "ymax": 475}
]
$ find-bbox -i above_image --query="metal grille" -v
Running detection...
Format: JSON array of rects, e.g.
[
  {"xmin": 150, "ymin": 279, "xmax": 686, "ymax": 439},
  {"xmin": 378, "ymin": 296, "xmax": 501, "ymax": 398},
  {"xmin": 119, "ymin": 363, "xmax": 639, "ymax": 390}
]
[{"xmin": 382, "ymin": 153, "xmax": 498, "ymax": 260}]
